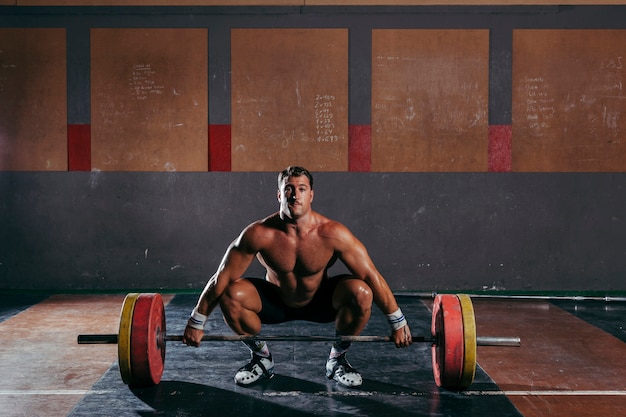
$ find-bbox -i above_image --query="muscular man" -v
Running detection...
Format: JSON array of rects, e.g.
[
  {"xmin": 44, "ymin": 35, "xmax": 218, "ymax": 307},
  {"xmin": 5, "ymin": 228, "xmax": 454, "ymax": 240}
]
[{"xmin": 182, "ymin": 166, "xmax": 412, "ymax": 387}]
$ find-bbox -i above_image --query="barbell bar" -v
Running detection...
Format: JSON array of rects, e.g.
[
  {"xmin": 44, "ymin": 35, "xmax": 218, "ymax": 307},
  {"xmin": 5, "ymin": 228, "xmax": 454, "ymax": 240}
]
[
  {"xmin": 77, "ymin": 292, "xmax": 521, "ymax": 390},
  {"xmin": 78, "ymin": 333, "xmax": 520, "ymax": 346},
  {"xmin": 396, "ymin": 291, "xmax": 626, "ymax": 302}
]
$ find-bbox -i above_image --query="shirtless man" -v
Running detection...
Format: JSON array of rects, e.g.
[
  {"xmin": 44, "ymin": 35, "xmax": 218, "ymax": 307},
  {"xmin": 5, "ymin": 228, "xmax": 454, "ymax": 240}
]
[{"xmin": 182, "ymin": 166, "xmax": 412, "ymax": 387}]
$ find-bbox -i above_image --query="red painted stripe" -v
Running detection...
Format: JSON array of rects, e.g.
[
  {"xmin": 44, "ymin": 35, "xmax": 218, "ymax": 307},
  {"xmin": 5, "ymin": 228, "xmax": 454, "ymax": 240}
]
[
  {"xmin": 488, "ymin": 124, "xmax": 512, "ymax": 172},
  {"xmin": 68, "ymin": 124, "xmax": 91, "ymax": 171},
  {"xmin": 208, "ymin": 124, "xmax": 231, "ymax": 171},
  {"xmin": 67, "ymin": 123, "xmax": 510, "ymax": 173},
  {"xmin": 348, "ymin": 124, "xmax": 371, "ymax": 172}
]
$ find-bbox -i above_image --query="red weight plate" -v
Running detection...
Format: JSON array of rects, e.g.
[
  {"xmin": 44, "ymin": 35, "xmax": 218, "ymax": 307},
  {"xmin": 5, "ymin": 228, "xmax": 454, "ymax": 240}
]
[
  {"xmin": 431, "ymin": 294, "xmax": 464, "ymax": 389},
  {"xmin": 431, "ymin": 295, "xmax": 445, "ymax": 386},
  {"xmin": 129, "ymin": 293, "xmax": 166, "ymax": 387}
]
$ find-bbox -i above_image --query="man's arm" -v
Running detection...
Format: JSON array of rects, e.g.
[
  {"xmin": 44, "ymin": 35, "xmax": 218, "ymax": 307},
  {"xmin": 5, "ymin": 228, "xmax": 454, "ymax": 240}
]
[
  {"xmin": 182, "ymin": 225, "xmax": 259, "ymax": 346},
  {"xmin": 330, "ymin": 223, "xmax": 412, "ymax": 347}
]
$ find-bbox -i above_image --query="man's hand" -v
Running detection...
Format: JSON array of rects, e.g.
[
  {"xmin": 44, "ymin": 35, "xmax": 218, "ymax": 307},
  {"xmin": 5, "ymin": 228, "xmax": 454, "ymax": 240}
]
[
  {"xmin": 391, "ymin": 324, "xmax": 412, "ymax": 348},
  {"xmin": 182, "ymin": 325, "xmax": 204, "ymax": 347}
]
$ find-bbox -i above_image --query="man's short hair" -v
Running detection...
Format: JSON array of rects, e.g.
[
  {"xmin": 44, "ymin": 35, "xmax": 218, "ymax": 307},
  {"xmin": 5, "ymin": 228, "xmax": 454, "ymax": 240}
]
[{"xmin": 278, "ymin": 166, "xmax": 314, "ymax": 190}]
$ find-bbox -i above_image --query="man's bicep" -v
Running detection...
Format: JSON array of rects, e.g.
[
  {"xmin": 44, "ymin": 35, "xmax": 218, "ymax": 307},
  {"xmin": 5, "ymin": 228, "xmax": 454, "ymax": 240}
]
[
  {"xmin": 216, "ymin": 228, "xmax": 260, "ymax": 281},
  {"xmin": 221, "ymin": 240, "xmax": 257, "ymax": 276},
  {"xmin": 336, "ymin": 230, "xmax": 378, "ymax": 278}
]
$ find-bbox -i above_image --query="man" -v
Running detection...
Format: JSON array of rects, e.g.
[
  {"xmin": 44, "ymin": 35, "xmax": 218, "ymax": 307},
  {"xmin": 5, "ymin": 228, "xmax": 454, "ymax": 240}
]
[{"xmin": 183, "ymin": 166, "xmax": 412, "ymax": 387}]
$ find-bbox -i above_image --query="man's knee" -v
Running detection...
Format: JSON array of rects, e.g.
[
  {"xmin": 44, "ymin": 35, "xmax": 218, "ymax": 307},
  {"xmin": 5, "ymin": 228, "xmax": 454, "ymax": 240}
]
[
  {"xmin": 220, "ymin": 279, "xmax": 260, "ymax": 314},
  {"xmin": 334, "ymin": 278, "xmax": 373, "ymax": 313},
  {"xmin": 353, "ymin": 281, "xmax": 373, "ymax": 310},
  {"xmin": 219, "ymin": 279, "xmax": 263, "ymax": 335}
]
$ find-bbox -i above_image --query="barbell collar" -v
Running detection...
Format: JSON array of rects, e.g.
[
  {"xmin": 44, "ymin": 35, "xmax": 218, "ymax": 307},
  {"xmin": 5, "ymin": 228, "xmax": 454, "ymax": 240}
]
[{"xmin": 476, "ymin": 336, "xmax": 521, "ymax": 347}]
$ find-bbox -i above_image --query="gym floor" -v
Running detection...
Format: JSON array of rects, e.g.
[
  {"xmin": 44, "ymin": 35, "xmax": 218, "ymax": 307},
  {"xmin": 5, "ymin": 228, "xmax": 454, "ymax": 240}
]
[{"xmin": 1, "ymin": 293, "xmax": 625, "ymax": 417}]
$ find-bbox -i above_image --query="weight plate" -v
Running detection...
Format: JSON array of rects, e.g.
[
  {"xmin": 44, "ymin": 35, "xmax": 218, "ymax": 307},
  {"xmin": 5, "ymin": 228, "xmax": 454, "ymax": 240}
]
[
  {"xmin": 431, "ymin": 294, "xmax": 464, "ymax": 389},
  {"xmin": 118, "ymin": 293, "xmax": 140, "ymax": 385},
  {"xmin": 129, "ymin": 293, "xmax": 166, "ymax": 387},
  {"xmin": 457, "ymin": 294, "xmax": 477, "ymax": 389},
  {"xmin": 431, "ymin": 295, "xmax": 444, "ymax": 386}
]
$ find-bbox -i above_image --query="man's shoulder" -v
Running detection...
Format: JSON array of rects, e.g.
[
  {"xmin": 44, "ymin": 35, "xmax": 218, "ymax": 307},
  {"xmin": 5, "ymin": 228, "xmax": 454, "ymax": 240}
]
[
  {"xmin": 244, "ymin": 213, "xmax": 281, "ymax": 234},
  {"xmin": 315, "ymin": 214, "xmax": 352, "ymax": 239},
  {"xmin": 235, "ymin": 214, "xmax": 281, "ymax": 252}
]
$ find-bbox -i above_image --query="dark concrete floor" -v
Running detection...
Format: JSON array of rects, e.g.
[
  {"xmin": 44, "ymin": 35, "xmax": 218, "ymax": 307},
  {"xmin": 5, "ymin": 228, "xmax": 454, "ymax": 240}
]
[{"xmin": 2, "ymin": 293, "xmax": 625, "ymax": 416}]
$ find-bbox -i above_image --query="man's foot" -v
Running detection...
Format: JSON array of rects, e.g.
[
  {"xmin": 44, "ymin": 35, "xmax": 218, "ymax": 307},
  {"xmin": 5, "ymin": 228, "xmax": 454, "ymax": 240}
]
[
  {"xmin": 326, "ymin": 353, "xmax": 362, "ymax": 388},
  {"xmin": 234, "ymin": 353, "xmax": 274, "ymax": 386}
]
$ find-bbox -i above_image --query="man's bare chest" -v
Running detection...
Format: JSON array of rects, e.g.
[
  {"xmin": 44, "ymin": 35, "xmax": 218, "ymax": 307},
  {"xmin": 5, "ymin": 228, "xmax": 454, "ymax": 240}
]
[{"xmin": 259, "ymin": 233, "xmax": 334, "ymax": 276}]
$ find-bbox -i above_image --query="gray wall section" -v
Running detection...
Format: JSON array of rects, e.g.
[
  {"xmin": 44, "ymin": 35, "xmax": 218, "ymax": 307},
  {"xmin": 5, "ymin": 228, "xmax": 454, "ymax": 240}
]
[{"xmin": 1, "ymin": 172, "xmax": 624, "ymax": 292}]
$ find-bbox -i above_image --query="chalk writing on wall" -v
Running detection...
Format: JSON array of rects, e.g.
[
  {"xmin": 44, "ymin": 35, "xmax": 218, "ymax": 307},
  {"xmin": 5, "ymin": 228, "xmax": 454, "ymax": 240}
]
[
  {"xmin": 91, "ymin": 28, "xmax": 208, "ymax": 172},
  {"xmin": 371, "ymin": 29, "xmax": 489, "ymax": 172},
  {"xmin": 315, "ymin": 94, "xmax": 339, "ymax": 143},
  {"xmin": 129, "ymin": 63, "xmax": 165, "ymax": 100},
  {"xmin": 523, "ymin": 77, "xmax": 555, "ymax": 132},
  {"xmin": 0, "ymin": 28, "xmax": 67, "ymax": 171},
  {"xmin": 0, "ymin": 57, "xmax": 17, "ymax": 94},
  {"xmin": 231, "ymin": 28, "xmax": 349, "ymax": 172},
  {"xmin": 512, "ymin": 30, "xmax": 626, "ymax": 171}
]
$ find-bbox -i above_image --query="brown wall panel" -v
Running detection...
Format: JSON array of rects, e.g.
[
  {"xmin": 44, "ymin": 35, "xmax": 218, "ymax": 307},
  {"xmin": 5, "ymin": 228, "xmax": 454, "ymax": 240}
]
[
  {"xmin": 18, "ymin": 1, "xmax": 302, "ymax": 5},
  {"xmin": 0, "ymin": 28, "xmax": 67, "ymax": 171},
  {"xmin": 231, "ymin": 28, "xmax": 348, "ymax": 172},
  {"xmin": 371, "ymin": 29, "xmax": 489, "ymax": 172},
  {"xmin": 91, "ymin": 29, "xmax": 208, "ymax": 172},
  {"xmin": 512, "ymin": 30, "xmax": 626, "ymax": 172}
]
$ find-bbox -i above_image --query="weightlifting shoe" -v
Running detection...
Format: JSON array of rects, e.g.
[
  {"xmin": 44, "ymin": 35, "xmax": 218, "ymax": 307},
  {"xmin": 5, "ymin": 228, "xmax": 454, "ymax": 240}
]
[
  {"xmin": 326, "ymin": 353, "xmax": 362, "ymax": 388},
  {"xmin": 234, "ymin": 352, "xmax": 274, "ymax": 386}
]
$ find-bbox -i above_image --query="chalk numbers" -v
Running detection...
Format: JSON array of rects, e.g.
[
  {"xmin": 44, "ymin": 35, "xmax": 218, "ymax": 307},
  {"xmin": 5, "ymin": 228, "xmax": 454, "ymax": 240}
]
[{"xmin": 315, "ymin": 94, "xmax": 339, "ymax": 143}]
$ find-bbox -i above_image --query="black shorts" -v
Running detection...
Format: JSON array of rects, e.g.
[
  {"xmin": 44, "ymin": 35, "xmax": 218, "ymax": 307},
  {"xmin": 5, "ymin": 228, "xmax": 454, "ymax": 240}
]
[{"xmin": 244, "ymin": 275, "xmax": 352, "ymax": 324}]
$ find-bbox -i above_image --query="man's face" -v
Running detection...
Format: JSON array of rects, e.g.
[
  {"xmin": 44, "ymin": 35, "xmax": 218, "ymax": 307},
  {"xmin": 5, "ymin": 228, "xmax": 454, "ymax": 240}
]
[{"xmin": 278, "ymin": 175, "xmax": 314, "ymax": 220}]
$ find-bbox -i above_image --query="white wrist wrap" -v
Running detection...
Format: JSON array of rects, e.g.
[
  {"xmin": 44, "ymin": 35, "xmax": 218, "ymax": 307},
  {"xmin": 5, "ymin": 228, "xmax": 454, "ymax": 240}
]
[
  {"xmin": 188, "ymin": 307, "xmax": 208, "ymax": 330},
  {"xmin": 386, "ymin": 308, "xmax": 408, "ymax": 331}
]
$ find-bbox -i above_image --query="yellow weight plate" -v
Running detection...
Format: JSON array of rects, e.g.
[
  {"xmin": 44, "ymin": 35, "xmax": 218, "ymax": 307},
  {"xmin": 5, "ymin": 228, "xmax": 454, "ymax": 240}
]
[
  {"xmin": 118, "ymin": 293, "xmax": 140, "ymax": 385},
  {"xmin": 457, "ymin": 294, "xmax": 477, "ymax": 389}
]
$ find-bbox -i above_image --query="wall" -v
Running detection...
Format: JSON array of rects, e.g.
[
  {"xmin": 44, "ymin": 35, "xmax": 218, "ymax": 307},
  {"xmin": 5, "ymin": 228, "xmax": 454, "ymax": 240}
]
[
  {"xmin": 0, "ymin": 4, "xmax": 625, "ymax": 292},
  {"xmin": 1, "ymin": 172, "xmax": 624, "ymax": 292}
]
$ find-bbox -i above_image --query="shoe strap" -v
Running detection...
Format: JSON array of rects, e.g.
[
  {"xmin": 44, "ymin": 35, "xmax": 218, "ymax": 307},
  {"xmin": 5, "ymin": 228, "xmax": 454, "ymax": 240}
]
[
  {"xmin": 329, "ymin": 354, "xmax": 358, "ymax": 377},
  {"xmin": 247, "ymin": 353, "xmax": 272, "ymax": 377}
]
